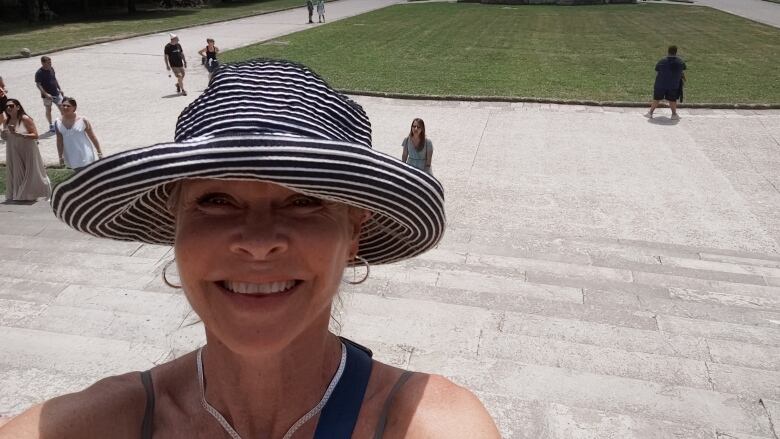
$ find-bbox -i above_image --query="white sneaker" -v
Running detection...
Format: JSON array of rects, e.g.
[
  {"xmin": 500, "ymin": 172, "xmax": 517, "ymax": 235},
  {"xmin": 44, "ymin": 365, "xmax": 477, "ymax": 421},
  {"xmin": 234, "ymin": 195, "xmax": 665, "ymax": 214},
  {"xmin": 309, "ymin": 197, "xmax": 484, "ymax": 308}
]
[
  {"xmin": 643, "ymin": 112, "xmax": 653, "ymax": 119},
  {"xmin": 671, "ymin": 113, "xmax": 680, "ymax": 120}
]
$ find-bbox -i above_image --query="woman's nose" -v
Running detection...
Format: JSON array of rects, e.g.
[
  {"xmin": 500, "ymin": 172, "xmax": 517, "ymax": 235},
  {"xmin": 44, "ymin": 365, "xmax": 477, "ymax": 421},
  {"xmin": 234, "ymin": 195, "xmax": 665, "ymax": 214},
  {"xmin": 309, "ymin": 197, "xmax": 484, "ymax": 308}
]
[{"xmin": 228, "ymin": 211, "xmax": 289, "ymax": 260}]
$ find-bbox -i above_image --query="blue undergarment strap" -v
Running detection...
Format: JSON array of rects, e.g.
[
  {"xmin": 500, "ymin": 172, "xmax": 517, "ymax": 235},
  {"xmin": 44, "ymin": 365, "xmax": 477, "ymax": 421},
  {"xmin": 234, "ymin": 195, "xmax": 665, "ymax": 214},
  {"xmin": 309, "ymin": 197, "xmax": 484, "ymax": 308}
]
[{"xmin": 313, "ymin": 337, "xmax": 374, "ymax": 438}]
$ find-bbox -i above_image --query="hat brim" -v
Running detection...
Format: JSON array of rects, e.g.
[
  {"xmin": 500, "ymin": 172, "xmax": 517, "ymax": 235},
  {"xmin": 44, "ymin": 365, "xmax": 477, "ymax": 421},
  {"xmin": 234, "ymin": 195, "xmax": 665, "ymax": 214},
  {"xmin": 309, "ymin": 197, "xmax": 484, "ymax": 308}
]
[{"xmin": 50, "ymin": 134, "xmax": 445, "ymax": 265}]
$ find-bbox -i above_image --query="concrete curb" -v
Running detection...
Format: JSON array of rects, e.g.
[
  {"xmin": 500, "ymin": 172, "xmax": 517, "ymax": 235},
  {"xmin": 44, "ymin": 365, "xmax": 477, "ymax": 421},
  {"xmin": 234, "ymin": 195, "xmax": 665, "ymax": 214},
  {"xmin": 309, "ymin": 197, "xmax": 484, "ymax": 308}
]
[
  {"xmin": 0, "ymin": 2, "xmax": 326, "ymax": 61},
  {"xmin": 340, "ymin": 89, "xmax": 780, "ymax": 110}
]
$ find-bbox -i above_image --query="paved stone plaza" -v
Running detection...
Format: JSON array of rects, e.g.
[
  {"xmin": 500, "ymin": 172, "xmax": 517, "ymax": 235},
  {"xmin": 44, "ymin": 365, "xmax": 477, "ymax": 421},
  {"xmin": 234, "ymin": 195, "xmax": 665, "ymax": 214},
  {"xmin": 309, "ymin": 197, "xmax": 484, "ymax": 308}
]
[{"xmin": 1, "ymin": 0, "xmax": 780, "ymax": 437}]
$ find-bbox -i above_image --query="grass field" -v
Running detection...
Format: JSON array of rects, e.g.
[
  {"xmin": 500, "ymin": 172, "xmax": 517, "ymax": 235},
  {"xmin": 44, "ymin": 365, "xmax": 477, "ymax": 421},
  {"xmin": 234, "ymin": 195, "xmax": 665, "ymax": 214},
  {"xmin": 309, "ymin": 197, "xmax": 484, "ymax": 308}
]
[
  {"xmin": 0, "ymin": 0, "xmax": 301, "ymax": 58},
  {"xmin": 0, "ymin": 166, "xmax": 74, "ymax": 195},
  {"xmin": 223, "ymin": 3, "xmax": 780, "ymax": 103}
]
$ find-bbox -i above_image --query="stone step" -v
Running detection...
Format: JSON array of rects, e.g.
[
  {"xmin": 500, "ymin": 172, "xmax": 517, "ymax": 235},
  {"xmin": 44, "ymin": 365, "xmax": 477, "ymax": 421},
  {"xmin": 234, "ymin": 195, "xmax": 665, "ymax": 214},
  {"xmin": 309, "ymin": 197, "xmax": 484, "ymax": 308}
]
[
  {"xmin": 347, "ymin": 278, "xmax": 780, "ymax": 368},
  {"xmin": 408, "ymin": 352, "xmax": 774, "ymax": 438},
  {"xmin": 0, "ymin": 232, "xmax": 141, "ymax": 256},
  {"xmin": 0, "ymin": 249, "xmax": 164, "ymax": 275},
  {"xmin": 479, "ymin": 394, "xmax": 718, "ymax": 439},
  {"xmin": 343, "ymin": 294, "xmax": 780, "ymax": 400},
  {"xmin": 368, "ymin": 263, "xmax": 780, "ymax": 328},
  {"xmin": 425, "ymin": 244, "xmax": 777, "ymax": 290},
  {"xmin": 661, "ymin": 255, "xmax": 780, "ymax": 278},
  {"xmin": 1, "ymin": 289, "xmax": 194, "ymax": 349},
  {"xmin": 0, "ymin": 326, "xmax": 169, "ymax": 378},
  {"xmin": 0, "ymin": 259, "xmax": 156, "ymax": 291},
  {"xmin": 444, "ymin": 226, "xmax": 780, "ymax": 273},
  {"xmin": 531, "ymin": 271, "xmax": 780, "ymax": 317},
  {"xmin": 402, "ymin": 247, "xmax": 780, "ymax": 315},
  {"xmin": 0, "ymin": 276, "xmax": 69, "ymax": 304},
  {"xmin": 0, "ymin": 366, "xmax": 99, "ymax": 416},
  {"xmin": 658, "ymin": 315, "xmax": 780, "ymax": 348}
]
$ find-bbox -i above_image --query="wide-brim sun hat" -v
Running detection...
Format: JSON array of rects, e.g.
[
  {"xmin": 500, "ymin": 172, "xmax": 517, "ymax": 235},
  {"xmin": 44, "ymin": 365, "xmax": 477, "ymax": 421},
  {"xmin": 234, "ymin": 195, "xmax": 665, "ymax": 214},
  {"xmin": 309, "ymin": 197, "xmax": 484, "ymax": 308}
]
[{"xmin": 50, "ymin": 59, "xmax": 445, "ymax": 265}]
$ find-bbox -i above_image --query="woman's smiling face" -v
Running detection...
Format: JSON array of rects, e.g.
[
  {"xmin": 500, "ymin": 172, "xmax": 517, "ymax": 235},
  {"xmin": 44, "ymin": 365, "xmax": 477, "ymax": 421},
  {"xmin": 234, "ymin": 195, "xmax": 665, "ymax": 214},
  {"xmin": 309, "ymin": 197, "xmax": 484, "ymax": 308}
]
[{"xmin": 173, "ymin": 179, "xmax": 366, "ymax": 354}]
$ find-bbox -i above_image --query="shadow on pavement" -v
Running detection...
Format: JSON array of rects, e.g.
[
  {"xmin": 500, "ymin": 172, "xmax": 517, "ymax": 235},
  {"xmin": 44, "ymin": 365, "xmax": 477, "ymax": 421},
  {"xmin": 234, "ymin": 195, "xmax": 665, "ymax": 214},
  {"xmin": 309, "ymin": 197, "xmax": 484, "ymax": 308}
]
[
  {"xmin": 647, "ymin": 116, "xmax": 680, "ymax": 126},
  {"xmin": 2, "ymin": 200, "xmax": 37, "ymax": 205}
]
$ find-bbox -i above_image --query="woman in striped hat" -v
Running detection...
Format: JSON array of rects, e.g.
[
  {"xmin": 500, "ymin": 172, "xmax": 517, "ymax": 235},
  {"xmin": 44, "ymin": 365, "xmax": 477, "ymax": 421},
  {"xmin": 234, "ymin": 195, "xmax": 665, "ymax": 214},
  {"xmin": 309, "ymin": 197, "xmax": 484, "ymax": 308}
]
[{"xmin": 0, "ymin": 59, "xmax": 499, "ymax": 438}]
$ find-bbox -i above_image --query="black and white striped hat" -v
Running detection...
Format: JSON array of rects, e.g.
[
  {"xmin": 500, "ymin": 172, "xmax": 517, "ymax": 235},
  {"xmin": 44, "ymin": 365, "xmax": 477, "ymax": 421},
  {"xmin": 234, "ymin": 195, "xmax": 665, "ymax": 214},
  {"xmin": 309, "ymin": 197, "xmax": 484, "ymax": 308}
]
[{"xmin": 50, "ymin": 59, "xmax": 445, "ymax": 265}]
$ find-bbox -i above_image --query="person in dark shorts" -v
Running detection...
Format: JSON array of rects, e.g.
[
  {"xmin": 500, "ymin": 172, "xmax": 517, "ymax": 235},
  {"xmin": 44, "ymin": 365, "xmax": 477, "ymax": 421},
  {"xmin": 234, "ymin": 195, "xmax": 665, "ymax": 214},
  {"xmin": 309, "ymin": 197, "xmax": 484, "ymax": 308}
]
[
  {"xmin": 34, "ymin": 56, "xmax": 65, "ymax": 132},
  {"xmin": 645, "ymin": 45, "xmax": 687, "ymax": 120},
  {"xmin": 198, "ymin": 38, "xmax": 220, "ymax": 79},
  {"xmin": 164, "ymin": 33, "xmax": 188, "ymax": 96}
]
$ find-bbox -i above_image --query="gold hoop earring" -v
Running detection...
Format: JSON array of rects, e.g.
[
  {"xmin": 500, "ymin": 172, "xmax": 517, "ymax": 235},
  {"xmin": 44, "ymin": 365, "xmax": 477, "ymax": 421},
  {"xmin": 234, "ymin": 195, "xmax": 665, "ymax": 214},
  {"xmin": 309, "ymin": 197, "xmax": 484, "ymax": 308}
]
[
  {"xmin": 344, "ymin": 255, "xmax": 370, "ymax": 285},
  {"xmin": 162, "ymin": 259, "xmax": 182, "ymax": 289}
]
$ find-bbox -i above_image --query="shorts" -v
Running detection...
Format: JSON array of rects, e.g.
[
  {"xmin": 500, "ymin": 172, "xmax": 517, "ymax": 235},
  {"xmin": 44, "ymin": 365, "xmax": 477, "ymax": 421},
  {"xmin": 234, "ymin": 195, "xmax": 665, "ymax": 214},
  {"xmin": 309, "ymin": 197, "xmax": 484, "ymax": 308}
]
[
  {"xmin": 653, "ymin": 88, "xmax": 680, "ymax": 102},
  {"xmin": 206, "ymin": 59, "xmax": 220, "ymax": 73},
  {"xmin": 171, "ymin": 67, "xmax": 186, "ymax": 78},
  {"xmin": 42, "ymin": 93, "xmax": 63, "ymax": 107},
  {"xmin": 0, "ymin": 95, "xmax": 6, "ymax": 112}
]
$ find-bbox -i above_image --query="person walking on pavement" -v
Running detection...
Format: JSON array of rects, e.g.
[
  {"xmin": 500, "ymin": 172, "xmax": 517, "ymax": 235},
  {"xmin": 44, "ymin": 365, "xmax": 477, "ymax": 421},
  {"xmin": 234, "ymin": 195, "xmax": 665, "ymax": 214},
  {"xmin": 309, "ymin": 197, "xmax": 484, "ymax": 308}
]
[
  {"xmin": 54, "ymin": 97, "xmax": 104, "ymax": 171},
  {"xmin": 645, "ymin": 45, "xmax": 687, "ymax": 120},
  {"xmin": 306, "ymin": 0, "xmax": 315, "ymax": 23},
  {"xmin": 1, "ymin": 99, "xmax": 50, "ymax": 202},
  {"xmin": 34, "ymin": 56, "xmax": 65, "ymax": 132},
  {"xmin": 164, "ymin": 33, "xmax": 188, "ymax": 96},
  {"xmin": 401, "ymin": 118, "xmax": 434, "ymax": 175},
  {"xmin": 317, "ymin": 0, "xmax": 325, "ymax": 23},
  {"xmin": 198, "ymin": 38, "xmax": 220, "ymax": 79}
]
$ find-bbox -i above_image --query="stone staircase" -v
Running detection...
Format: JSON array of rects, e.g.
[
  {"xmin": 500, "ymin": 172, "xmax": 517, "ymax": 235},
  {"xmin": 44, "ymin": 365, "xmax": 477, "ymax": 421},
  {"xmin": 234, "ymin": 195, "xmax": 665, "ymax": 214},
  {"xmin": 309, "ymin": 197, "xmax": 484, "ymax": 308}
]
[
  {"xmin": 1, "ymin": 200, "xmax": 779, "ymax": 438},
  {"xmin": 345, "ymin": 227, "xmax": 780, "ymax": 438}
]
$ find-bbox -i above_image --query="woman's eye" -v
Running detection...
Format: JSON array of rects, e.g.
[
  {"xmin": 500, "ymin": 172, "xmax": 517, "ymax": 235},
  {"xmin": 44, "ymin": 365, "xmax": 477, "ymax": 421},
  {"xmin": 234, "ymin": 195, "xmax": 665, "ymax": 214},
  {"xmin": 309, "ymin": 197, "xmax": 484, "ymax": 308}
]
[
  {"xmin": 196, "ymin": 193, "xmax": 235, "ymax": 207},
  {"xmin": 289, "ymin": 196, "xmax": 322, "ymax": 209}
]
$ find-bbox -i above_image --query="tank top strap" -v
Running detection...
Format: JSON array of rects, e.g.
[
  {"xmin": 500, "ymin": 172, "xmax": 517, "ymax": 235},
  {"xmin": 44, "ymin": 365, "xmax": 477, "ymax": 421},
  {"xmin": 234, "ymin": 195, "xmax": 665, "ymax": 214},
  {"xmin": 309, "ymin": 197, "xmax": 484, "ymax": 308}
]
[
  {"xmin": 313, "ymin": 337, "xmax": 373, "ymax": 438},
  {"xmin": 373, "ymin": 371, "xmax": 414, "ymax": 439},
  {"xmin": 139, "ymin": 370, "xmax": 155, "ymax": 439}
]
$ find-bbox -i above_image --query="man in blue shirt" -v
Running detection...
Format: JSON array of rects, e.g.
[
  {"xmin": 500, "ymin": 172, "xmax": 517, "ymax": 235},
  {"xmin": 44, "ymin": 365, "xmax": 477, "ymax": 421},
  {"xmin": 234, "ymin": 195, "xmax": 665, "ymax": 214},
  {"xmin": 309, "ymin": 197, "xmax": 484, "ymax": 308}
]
[
  {"xmin": 35, "ymin": 56, "xmax": 64, "ymax": 132},
  {"xmin": 645, "ymin": 45, "xmax": 687, "ymax": 121}
]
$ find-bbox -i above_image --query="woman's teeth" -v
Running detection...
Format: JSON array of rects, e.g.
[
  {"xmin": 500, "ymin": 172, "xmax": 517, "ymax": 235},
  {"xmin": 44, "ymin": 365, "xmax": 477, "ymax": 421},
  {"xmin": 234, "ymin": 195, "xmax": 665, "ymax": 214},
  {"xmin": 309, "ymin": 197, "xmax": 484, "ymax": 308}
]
[{"xmin": 222, "ymin": 280, "xmax": 297, "ymax": 295}]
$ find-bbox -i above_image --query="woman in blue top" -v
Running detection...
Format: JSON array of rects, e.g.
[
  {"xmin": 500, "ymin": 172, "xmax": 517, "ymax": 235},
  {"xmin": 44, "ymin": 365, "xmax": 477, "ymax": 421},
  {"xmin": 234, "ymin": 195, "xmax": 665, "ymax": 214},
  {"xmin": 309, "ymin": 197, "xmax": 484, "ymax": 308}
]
[{"xmin": 401, "ymin": 118, "xmax": 433, "ymax": 175}]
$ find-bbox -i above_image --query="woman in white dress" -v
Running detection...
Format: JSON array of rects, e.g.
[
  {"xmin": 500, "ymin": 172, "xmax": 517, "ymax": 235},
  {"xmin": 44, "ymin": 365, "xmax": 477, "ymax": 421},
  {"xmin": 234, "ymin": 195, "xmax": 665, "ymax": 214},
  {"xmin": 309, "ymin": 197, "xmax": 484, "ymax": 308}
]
[{"xmin": 54, "ymin": 97, "xmax": 103, "ymax": 170}]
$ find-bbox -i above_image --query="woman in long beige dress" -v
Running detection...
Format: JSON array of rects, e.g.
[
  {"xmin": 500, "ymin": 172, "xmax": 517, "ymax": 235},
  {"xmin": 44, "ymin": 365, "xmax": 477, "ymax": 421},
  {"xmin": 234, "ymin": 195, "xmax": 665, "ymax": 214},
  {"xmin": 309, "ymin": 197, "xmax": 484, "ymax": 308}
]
[{"xmin": 1, "ymin": 99, "xmax": 50, "ymax": 201}]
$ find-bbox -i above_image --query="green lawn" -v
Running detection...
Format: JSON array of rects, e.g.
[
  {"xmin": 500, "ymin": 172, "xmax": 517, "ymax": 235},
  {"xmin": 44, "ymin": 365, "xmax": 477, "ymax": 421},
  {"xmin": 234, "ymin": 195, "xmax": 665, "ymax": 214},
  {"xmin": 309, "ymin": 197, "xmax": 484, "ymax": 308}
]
[
  {"xmin": 0, "ymin": 0, "xmax": 302, "ymax": 58},
  {"xmin": 223, "ymin": 3, "xmax": 780, "ymax": 103},
  {"xmin": 0, "ymin": 166, "xmax": 74, "ymax": 195}
]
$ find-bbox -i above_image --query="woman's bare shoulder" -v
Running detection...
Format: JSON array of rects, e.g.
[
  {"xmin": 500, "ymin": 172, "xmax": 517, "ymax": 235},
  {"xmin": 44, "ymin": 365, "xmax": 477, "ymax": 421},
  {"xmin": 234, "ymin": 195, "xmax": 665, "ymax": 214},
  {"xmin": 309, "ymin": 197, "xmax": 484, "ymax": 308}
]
[
  {"xmin": 0, "ymin": 371, "xmax": 146, "ymax": 439},
  {"xmin": 384, "ymin": 372, "xmax": 500, "ymax": 439}
]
